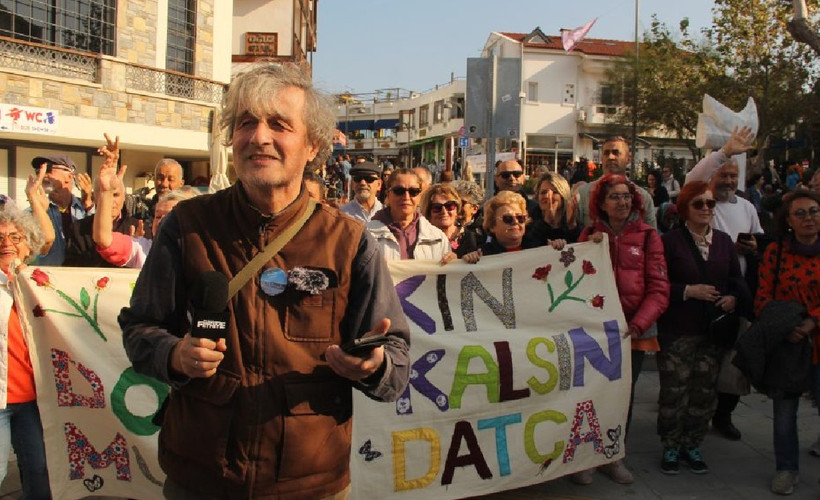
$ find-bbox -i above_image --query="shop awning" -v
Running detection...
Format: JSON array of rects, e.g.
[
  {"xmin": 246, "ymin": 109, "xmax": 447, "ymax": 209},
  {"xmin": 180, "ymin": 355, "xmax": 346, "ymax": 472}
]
[
  {"xmin": 374, "ymin": 118, "xmax": 399, "ymax": 130},
  {"xmin": 337, "ymin": 119, "xmax": 375, "ymax": 132}
]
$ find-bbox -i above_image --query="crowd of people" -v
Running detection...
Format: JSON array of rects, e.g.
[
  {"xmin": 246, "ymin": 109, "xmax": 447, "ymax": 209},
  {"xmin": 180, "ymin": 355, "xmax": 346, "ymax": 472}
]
[{"xmin": 0, "ymin": 62, "xmax": 817, "ymax": 498}]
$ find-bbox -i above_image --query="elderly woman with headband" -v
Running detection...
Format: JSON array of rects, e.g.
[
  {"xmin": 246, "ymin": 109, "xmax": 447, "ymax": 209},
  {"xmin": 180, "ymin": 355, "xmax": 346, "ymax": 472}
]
[{"xmin": 574, "ymin": 173, "xmax": 669, "ymax": 487}]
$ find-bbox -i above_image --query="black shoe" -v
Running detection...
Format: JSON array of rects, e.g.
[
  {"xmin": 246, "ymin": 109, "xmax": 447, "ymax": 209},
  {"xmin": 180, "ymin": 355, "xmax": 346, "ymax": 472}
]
[
  {"xmin": 661, "ymin": 448, "xmax": 680, "ymax": 475},
  {"xmin": 712, "ymin": 417, "xmax": 741, "ymax": 441},
  {"xmin": 680, "ymin": 446, "xmax": 709, "ymax": 474}
]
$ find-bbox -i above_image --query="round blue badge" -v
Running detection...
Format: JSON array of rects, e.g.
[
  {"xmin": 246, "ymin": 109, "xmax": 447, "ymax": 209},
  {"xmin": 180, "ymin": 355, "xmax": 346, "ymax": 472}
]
[{"xmin": 260, "ymin": 268, "xmax": 288, "ymax": 296}]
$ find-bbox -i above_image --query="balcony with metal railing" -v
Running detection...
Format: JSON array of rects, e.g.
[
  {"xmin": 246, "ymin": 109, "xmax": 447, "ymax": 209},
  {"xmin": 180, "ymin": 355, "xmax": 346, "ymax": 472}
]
[{"xmin": 0, "ymin": 35, "xmax": 99, "ymax": 82}]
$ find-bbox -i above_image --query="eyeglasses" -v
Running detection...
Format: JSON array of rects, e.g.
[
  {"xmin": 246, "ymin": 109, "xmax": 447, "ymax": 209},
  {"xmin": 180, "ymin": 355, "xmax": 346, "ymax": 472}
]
[
  {"xmin": 390, "ymin": 186, "xmax": 422, "ymax": 197},
  {"xmin": 607, "ymin": 193, "xmax": 632, "ymax": 201},
  {"xmin": 690, "ymin": 199, "xmax": 717, "ymax": 210},
  {"xmin": 499, "ymin": 214, "xmax": 527, "ymax": 225},
  {"xmin": 498, "ymin": 171, "xmax": 523, "ymax": 180},
  {"xmin": 0, "ymin": 233, "xmax": 24, "ymax": 244},
  {"xmin": 791, "ymin": 207, "xmax": 820, "ymax": 219},
  {"xmin": 431, "ymin": 200, "xmax": 459, "ymax": 213},
  {"xmin": 352, "ymin": 175, "xmax": 379, "ymax": 184}
]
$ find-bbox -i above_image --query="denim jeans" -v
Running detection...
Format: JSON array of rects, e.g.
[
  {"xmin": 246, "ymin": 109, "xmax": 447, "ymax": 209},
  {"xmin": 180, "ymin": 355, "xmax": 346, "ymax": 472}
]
[
  {"xmin": 772, "ymin": 363, "xmax": 820, "ymax": 472},
  {"xmin": 0, "ymin": 401, "xmax": 51, "ymax": 499}
]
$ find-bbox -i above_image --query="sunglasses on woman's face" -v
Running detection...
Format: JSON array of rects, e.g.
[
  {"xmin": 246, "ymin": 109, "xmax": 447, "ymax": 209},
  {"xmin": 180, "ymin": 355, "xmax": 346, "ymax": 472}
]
[
  {"xmin": 499, "ymin": 214, "xmax": 526, "ymax": 225},
  {"xmin": 390, "ymin": 186, "xmax": 422, "ymax": 197},
  {"xmin": 690, "ymin": 199, "xmax": 716, "ymax": 210},
  {"xmin": 431, "ymin": 200, "xmax": 459, "ymax": 213}
]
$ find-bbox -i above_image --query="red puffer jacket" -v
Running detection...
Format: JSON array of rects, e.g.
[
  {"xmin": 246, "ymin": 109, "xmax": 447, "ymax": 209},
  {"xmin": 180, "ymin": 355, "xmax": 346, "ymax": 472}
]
[{"xmin": 580, "ymin": 217, "xmax": 670, "ymax": 336}]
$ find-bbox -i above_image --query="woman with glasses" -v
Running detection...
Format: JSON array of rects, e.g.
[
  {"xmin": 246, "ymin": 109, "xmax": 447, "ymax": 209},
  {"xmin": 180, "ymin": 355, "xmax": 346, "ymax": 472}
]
[
  {"xmin": 573, "ymin": 173, "xmax": 669, "ymax": 486},
  {"xmin": 655, "ymin": 181, "xmax": 746, "ymax": 477},
  {"xmin": 524, "ymin": 172, "xmax": 581, "ymax": 250},
  {"xmin": 753, "ymin": 191, "xmax": 820, "ymax": 495},
  {"xmin": 461, "ymin": 191, "xmax": 534, "ymax": 263},
  {"xmin": 368, "ymin": 168, "xmax": 453, "ymax": 262},
  {"xmin": 0, "ymin": 209, "xmax": 51, "ymax": 498},
  {"xmin": 420, "ymin": 184, "xmax": 479, "ymax": 258}
]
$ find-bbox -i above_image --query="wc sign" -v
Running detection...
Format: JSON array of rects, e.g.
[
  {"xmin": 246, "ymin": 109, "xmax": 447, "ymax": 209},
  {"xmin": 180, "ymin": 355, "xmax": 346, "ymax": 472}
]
[{"xmin": 0, "ymin": 103, "xmax": 59, "ymax": 135}]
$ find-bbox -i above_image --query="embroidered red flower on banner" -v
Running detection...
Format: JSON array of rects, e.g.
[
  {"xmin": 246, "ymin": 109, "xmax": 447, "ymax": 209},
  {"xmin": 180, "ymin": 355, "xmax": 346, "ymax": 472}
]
[
  {"xmin": 33, "ymin": 304, "xmax": 45, "ymax": 317},
  {"xmin": 31, "ymin": 269, "xmax": 50, "ymax": 287},
  {"xmin": 582, "ymin": 260, "xmax": 596, "ymax": 275},
  {"xmin": 590, "ymin": 294, "xmax": 605, "ymax": 309},
  {"xmin": 532, "ymin": 265, "xmax": 552, "ymax": 281},
  {"xmin": 95, "ymin": 277, "xmax": 110, "ymax": 290}
]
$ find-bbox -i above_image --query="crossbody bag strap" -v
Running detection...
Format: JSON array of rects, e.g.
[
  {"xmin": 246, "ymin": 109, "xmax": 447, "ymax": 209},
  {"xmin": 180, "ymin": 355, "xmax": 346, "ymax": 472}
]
[{"xmin": 227, "ymin": 199, "xmax": 317, "ymax": 300}]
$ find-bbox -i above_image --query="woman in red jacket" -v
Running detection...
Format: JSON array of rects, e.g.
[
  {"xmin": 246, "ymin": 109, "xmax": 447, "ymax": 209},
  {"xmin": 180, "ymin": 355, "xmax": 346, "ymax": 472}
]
[{"xmin": 572, "ymin": 173, "xmax": 670, "ymax": 486}]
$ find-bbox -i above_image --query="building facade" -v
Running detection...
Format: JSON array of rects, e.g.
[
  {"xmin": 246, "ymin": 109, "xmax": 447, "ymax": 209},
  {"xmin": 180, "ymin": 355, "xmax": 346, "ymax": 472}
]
[
  {"xmin": 481, "ymin": 28, "xmax": 693, "ymax": 175},
  {"xmin": 0, "ymin": 0, "xmax": 234, "ymax": 200}
]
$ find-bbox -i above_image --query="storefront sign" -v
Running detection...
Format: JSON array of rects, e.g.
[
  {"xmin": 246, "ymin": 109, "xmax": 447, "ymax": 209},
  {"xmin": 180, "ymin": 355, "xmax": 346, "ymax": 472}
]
[{"xmin": 0, "ymin": 103, "xmax": 58, "ymax": 135}]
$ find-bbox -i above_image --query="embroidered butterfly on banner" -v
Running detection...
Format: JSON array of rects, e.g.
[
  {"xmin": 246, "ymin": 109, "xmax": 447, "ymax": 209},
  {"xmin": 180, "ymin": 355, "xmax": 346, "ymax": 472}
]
[
  {"xmin": 603, "ymin": 425, "xmax": 622, "ymax": 459},
  {"xmin": 83, "ymin": 474, "xmax": 104, "ymax": 492},
  {"xmin": 358, "ymin": 439, "xmax": 383, "ymax": 462}
]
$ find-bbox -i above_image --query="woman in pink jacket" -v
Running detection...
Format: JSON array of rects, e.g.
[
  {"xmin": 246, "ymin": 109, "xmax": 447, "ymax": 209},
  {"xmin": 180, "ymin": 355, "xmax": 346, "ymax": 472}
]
[{"xmin": 572, "ymin": 173, "xmax": 670, "ymax": 486}]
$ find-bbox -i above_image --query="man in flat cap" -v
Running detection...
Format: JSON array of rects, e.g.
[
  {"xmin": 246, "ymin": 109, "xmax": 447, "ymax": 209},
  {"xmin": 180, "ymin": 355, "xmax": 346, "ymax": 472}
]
[
  {"xmin": 341, "ymin": 161, "xmax": 383, "ymax": 222},
  {"xmin": 29, "ymin": 154, "xmax": 91, "ymax": 265}
]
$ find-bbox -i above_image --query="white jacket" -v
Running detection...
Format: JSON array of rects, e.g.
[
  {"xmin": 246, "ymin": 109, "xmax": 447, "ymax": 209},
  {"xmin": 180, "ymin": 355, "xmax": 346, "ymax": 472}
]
[
  {"xmin": 0, "ymin": 273, "xmax": 14, "ymax": 409},
  {"xmin": 367, "ymin": 215, "xmax": 451, "ymax": 261}
]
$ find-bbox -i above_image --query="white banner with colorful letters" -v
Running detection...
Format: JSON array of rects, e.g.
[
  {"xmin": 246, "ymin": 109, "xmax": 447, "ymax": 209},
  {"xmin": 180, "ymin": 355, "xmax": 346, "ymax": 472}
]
[{"xmin": 13, "ymin": 238, "xmax": 629, "ymax": 499}]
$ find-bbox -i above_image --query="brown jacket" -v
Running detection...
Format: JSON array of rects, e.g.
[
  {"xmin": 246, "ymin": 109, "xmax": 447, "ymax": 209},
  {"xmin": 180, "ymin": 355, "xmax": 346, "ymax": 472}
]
[{"xmin": 120, "ymin": 183, "xmax": 410, "ymax": 499}]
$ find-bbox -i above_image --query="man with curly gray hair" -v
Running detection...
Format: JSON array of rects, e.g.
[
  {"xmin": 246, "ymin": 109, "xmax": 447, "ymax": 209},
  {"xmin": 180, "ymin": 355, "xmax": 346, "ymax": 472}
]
[{"xmin": 120, "ymin": 63, "xmax": 410, "ymax": 499}]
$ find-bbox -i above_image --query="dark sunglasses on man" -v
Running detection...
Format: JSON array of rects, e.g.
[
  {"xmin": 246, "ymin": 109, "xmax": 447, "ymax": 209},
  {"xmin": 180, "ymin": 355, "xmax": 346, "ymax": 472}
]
[
  {"xmin": 498, "ymin": 171, "xmax": 523, "ymax": 180},
  {"xmin": 352, "ymin": 175, "xmax": 379, "ymax": 184}
]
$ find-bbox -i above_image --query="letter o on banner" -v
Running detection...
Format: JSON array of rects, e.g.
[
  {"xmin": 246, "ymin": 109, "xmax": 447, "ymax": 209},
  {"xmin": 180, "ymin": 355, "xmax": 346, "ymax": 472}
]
[{"xmin": 111, "ymin": 367, "xmax": 170, "ymax": 436}]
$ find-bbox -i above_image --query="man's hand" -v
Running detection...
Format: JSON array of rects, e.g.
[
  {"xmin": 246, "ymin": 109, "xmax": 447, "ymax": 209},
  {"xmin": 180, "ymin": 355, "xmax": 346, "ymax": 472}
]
[
  {"xmin": 25, "ymin": 165, "xmax": 49, "ymax": 211},
  {"xmin": 734, "ymin": 234, "xmax": 757, "ymax": 255},
  {"xmin": 688, "ymin": 284, "xmax": 720, "ymax": 302},
  {"xmin": 714, "ymin": 294, "xmax": 737, "ymax": 312},
  {"xmin": 170, "ymin": 334, "xmax": 227, "ymax": 378},
  {"xmin": 325, "ymin": 318, "xmax": 390, "ymax": 382},
  {"xmin": 721, "ymin": 126, "xmax": 755, "ymax": 157}
]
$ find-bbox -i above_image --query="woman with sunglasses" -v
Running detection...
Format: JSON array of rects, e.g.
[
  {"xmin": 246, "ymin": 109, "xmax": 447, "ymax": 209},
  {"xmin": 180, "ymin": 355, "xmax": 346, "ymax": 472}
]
[
  {"xmin": 368, "ymin": 168, "xmax": 453, "ymax": 262},
  {"xmin": 461, "ymin": 191, "xmax": 534, "ymax": 263},
  {"xmin": 655, "ymin": 181, "xmax": 746, "ymax": 477},
  {"xmin": 573, "ymin": 173, "xmax": 669, "ymax": 486},
  {"xmin": 524, "ymin": 172, "xmax": 581, "ymax": 250},
  {"xmin": 420, "ymin": 184, "xmax": 479, "ymax": 258},
  {"xmin": 752, "ymin": 191, "xmax": 820, "ymax": 495},
  {"xmin": 0, "ymin": 209, "xmax": 51, "ymax": 498}
]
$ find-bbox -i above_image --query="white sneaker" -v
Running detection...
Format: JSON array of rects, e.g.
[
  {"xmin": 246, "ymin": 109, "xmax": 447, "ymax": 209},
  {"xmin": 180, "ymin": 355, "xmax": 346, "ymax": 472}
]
[
  {"xmin": 771, "ymin": 470, "xmax": 799, "ymax": 495},
  {"xmin": 599, "ymin": 458, "xmax": 634, "ymax": 484}
]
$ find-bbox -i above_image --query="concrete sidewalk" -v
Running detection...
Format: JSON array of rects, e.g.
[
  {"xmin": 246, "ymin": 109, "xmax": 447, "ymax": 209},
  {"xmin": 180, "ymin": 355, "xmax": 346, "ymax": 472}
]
[{"xmin": 2, "ymin": 370, "xmax": 819, "ymax": 499}]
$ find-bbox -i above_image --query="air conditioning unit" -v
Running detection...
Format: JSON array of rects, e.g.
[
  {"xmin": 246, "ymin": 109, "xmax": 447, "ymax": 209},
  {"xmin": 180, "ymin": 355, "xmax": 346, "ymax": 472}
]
[{"xmin": 577, "ymin": 109, "xmax": 587, "ymax": 123}]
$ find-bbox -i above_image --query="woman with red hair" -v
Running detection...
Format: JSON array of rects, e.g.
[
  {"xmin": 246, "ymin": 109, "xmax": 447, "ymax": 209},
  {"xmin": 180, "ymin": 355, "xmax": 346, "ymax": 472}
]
[
  {"xmin": 656, "ymin": 180, "xmax": 747, "ymax": 476},
  {"xmin": 573, "ymin": 173, "xmax": 669, "ymax": 486}
]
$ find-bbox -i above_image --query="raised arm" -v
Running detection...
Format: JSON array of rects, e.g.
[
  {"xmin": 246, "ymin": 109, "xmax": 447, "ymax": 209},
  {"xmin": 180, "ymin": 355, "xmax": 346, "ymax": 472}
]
[
  {"xmin": 25, "ymin": 165, "xmax": 55, "ymax": 255},
  {"xmin": 92, "ymin": 134, "xmax": 122, "ymax": 249}
]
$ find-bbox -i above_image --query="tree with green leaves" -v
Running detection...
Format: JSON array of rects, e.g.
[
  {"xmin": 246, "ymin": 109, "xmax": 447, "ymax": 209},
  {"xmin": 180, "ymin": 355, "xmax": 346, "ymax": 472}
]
[{"xmin": 605, "ymin": 1, "xmax": 819, "ymax": 165}]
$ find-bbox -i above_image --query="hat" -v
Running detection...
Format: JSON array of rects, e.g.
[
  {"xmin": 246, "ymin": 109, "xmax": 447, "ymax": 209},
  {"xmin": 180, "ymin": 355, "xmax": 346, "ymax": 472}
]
[
  {"xmin": 31, "ymin": 154, "xmax": 76, "ymax": 173},
  {"xmin": 350, "ymin": 161, "xmax": 382, "ymax": 176}
]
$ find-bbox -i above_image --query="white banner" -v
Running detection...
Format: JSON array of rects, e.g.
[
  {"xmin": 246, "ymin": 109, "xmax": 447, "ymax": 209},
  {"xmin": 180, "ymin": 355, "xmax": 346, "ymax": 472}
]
[{"xmin": 14, "ymin": 239, "xmax": 629, "ymax": 499}]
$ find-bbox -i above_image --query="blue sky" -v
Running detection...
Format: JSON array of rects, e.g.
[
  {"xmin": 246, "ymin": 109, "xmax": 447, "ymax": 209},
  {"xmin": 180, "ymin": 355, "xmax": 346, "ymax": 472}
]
[{"xmin": 312, "ymin": 0, "xmax": 717, "ymax": 95}]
